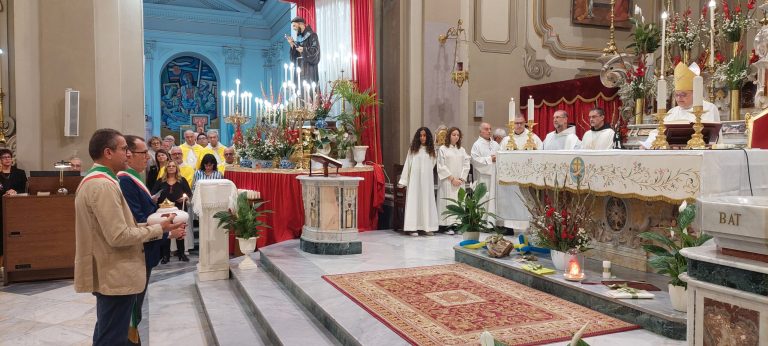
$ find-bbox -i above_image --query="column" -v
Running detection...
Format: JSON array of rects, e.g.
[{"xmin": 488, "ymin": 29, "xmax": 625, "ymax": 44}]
[
  {"xmin": 144, "ymin": 40, "xmax": 157, "ymax": 138},
  {"xmin": 222, "ymin": 46, "xmax": 243, "ymax": 146}
]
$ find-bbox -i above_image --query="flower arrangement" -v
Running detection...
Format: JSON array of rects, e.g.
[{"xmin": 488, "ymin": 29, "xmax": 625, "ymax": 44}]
[
  {"xmin": 334, "ymin": 80, "xmax": 381, "ymax": 146},
  {"xmin": 666, "ymin": 8, "xmax": 707, "ymax": 52},
  {"xmin": 638, "ymin": 202, "xmax": 712, "ymax": 288},
  {"xmin": 714, "ymin": 54, "xmax": 749, "ymax": 90},
  {"xmin": 627, "ymin": 7, "xmax": 660, "ymax": 56},
  {"xmin": 718, "ymin": 0, "xmax": 758, "ymax": 43},
  {"xmin": 524, "ymin": 177, "xmax": 596, "ymax": 254}
]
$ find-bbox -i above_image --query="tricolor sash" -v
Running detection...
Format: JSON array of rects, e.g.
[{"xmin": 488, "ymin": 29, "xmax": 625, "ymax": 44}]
[
  {"xmin": 77, "ymin": 164, "xmax": 119, "ymax": 193},
  {"xmin": 117, "ymin": 168, "xmax": 151, "ymax": 198}
]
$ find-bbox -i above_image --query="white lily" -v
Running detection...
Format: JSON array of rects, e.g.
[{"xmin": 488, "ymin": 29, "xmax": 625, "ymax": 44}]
[
  {"xmin": 479, "ymin": 331, "xmax": 494, "ymax": 346},
  {"xmin": 634, "ymin": 5, "xmax": 642, "ymax": 16},
  {"xmin": 679, "ymin": 200, "xmax": 688, "ymax": 213},
  {"xmin": 569, "ymin": 322, "xmax": 590, "ymax": 346}
]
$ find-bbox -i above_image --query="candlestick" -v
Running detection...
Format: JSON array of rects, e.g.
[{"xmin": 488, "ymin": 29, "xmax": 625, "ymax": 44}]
[
  {"xmin": 526, "ymin": 96, "xmax": 534, "ymax": 121},
  {"xmin": 656, "ymin": 78, "xmax": 667, "ymax": 110},
  {"xmin": 289, "ymin": 63, "xmax": 295, "ymax": 85},
  {"xmin": 221, "ymin": 91, "xmax": 227, "ymax": 116},
  {"xmin": 523, "ymin": 120, "xmax": 538, "ymax": 150},
  {"xmin": 661, "ymin": 12, "xmax": 668, "ymax": 75},
  {"xmin": 508, "ymin": 97, "xmax": 516, "ymax": 122},
  {"xmin": 709, "ymin": 1, "xmax": 716, "ymax": 68},
  {"xmin": 686, "ymin": 106, "xmax": 707, "ymax": 149},
  {"xmin": 693, "ymin": 75, "xmax": 704, "ymax": 107},
  {"xmin": 284, "ymin": 63, "xmax": 288, "ymax": 83},
  {"xmin": 651, "ymin": 108, "xmax": 670, "ymax": 150},
  {"xmin": 602, "ymin": 261, "xmax": 612, "ymax": 279},
  {"xmin": 296, "ymin": 67, "xmax": 302, "ymax": 96},
  {"xmin": 235, "ymin": 79, "xmax": 240, "ymax": 106}
]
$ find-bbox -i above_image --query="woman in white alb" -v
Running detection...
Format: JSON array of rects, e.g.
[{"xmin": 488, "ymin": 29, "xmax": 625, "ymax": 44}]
[
  {"xmin": 436, "ymin": 127, "xmax": 470, "ymax": 235},
  {"xmin": 398, "ymin": 127, "xmax": 438, "ymax": 236}
]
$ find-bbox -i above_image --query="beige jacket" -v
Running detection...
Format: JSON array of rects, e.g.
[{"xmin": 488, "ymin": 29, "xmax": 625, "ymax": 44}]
[{"xmin": 74, "ymin": 174, "xmax": 164, "ymax": 295}]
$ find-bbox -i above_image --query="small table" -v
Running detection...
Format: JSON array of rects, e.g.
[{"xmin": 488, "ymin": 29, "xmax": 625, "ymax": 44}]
[{"xmin": 296, "ymin": 175, "xmax": 363, "ymax": 255}]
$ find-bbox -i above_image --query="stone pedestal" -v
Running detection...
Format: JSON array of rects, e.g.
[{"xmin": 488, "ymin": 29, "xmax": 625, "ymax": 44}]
[
  {"xmin": 195, "ymin": 179, "xmax": 238, "ymax": 281},
  {"xmin": 681, "ymin": 245, "xmax": 768, "ymax": 345},
  {"xmin": 297, "ymin": 175, "xmax": 363, "ymax": 255}
]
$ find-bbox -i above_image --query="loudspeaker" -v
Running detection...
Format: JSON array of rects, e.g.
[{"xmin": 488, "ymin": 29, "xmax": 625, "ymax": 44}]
[{"xmin": 64, "ymin": 88, "xmax": 79, "ymax": 137}]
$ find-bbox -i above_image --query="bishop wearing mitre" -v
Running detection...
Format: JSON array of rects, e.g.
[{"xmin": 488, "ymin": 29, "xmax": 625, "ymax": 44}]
[{"xmin": 642, "ymin": 62, "xmax": 720, "ymax": 149}]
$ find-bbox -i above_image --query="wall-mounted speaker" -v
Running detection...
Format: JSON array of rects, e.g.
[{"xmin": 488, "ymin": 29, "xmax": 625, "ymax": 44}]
[{"xmin": 64, "ymin": 88, "xmax": 79, "ymax": 137}]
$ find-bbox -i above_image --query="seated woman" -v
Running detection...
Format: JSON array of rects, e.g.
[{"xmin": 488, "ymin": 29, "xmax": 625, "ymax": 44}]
[
  {"xmin": 192, "ymin": 153, "xmax": 223, "ymax": 191},
  {"xmin": 0, "ymin": 148, "xmax": 27, "ymax": 257},
  {"xmin": 151, "ymin": 161, "xmax": 192, "ymax": 262}
]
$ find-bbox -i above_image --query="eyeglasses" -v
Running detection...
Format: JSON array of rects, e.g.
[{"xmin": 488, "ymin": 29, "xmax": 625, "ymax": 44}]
[
  {"xmin": 0, "ymin": 156, "xmax": 12, "ymax": 159},
  {"xmin": 132, "ymin": 150, "xmax": 149, "ymax": 155},
  {"xmin": 171, "ymin": 153, "xmax": 183, "ymax": 156},
  {"xmin": 224, "ymin": 153, "xmax": 235, "ymax": 156}
]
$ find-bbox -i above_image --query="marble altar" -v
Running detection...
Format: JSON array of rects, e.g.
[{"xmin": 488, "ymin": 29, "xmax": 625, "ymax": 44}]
[
  {"xmin": 297, "ymin": 175, "xmax": 364, "ymax": 255},
  {"xmin": 194, "ymin": 179, "xmax": 238, "ymax": 281}
]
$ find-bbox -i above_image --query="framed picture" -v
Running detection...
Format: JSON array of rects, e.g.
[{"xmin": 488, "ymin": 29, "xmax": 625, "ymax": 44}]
[
  {"xmin": 191, "ymin": 114, "xmax": 210, "ymax": 134},
  {"xmin": 571, "ymin": 0, "xmax": 632, "ymax": 29}
]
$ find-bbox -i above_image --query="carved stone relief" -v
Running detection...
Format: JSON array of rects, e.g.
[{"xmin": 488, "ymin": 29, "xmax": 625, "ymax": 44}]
[
  {"xmin": 523, "ymin": 44, "xmax": 551, "ymax": 80},
  {"xmin": 223, "ymin": 46, "xmax": 243, "ymax": 65}
]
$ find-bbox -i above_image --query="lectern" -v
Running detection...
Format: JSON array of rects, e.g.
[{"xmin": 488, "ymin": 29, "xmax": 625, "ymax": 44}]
[{"xmin": 309, "ymin": 153, "xmax": 342, "ymax": 177}]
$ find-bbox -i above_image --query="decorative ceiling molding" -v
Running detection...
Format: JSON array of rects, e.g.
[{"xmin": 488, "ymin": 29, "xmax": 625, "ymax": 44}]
[
  {"xmin": 144, "ymin": 30, "xmax": 271, "ymax": 49},
  {"xmin": 143, "ymin": 3, "xmax": 267, "ymax": 28},
  {"xmin": 532, "ymin": 0, "xmax": 602, "ymax": 60},
  {"xmin": 223, "ymin": 46, "xmax": 244, "ymax": 65},
  {"xmin": 473, "ymin": 0, "xmax": 516, "ymax": 54},
  {"xmin": 524, "ymin": 43, "xmax": 551, "ymax": 80}
]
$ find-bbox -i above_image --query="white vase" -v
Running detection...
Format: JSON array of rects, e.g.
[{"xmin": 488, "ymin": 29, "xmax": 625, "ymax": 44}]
[
  {"xmin": 338, "ymin": 158, "xmax": 353, "ymax": 168},
  {"xmin": 353, "ymin": 145, "xmax": 369, "ymax": 167},
  {"xmin": 237, "ymin": 236, "xmax": 259, "ymax": 270},
  {"xmin": 668, "ymin": 284, "xmax": 687, "ymax": 312},
  {"xmin": 463, "ymin": 231, "xmax": 480, "ymax": 241},
  {"xmin": 550, "ymin": 250, "xmax": 568, "ymax": 271}
]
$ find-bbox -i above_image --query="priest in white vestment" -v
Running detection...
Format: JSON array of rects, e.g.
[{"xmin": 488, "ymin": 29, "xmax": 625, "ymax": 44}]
[
  {"xmin": 436, "ymin": 128, "xmax": 471, "ymax": 235},
  {"xmin": 499, "ymin": 115, "xmax": 543, "ymax": 150},
  {"xmin": 398, "ymin": 127, "xmax": 439, "ymax": 236},
  {"xmin": 581, "ymin": 108, "xmax": 615, "ymax": 150},
  {"xmin": 642, "ymin": 62, "xmax": 720, "ymax": 149},
  {"xmin": 471, "ymin": 122, "xmax": 500, "ymax": 223},
  {"xmin": 543, "ymin": 110, "xmax": 581, "ymax": 150}
]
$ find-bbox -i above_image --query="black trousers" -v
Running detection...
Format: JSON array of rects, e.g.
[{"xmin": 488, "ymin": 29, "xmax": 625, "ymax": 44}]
[
  {"xmin": 160, "ymin": 238, "xmax": 185, "ymax": 257},
  {"xmin": 92, "ymin": 292, "xmax": 136, "ymax": 346}
]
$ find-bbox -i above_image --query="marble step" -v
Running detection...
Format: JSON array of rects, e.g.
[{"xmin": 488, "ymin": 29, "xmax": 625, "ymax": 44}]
[
  {"xmin": 194, "ymin": 273, "xmax": 268, "ymax": 346},
  {"xmin": 228, "ymin": 254, "xmax": 341, "ymax": 346}
]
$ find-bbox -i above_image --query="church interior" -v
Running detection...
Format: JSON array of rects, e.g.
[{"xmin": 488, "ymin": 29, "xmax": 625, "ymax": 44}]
[{"xmin": 1, "ymin": 0, "xmax": 768, "ymax": 345}]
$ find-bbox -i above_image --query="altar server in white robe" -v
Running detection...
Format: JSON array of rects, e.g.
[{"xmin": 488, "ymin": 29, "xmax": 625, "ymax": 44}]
[
  {"xmin": 543, "ymin": 110, "xmax": 582, "ymax": 150},
  {"xmin": 398, "ymin": 127, "xmax": 439, "ymax": 236},
  {"xmin": 642, "ymin": 62, "xmax": 720, "ymax": 149},
  {"xmin": 471, "ymin": 122, "xmax": 500, "ymax": 223},
  {"xmin": 436, "ymin": 127, "xmax": 471, "ymax": 235},
  {"xmin": 581, "ymin": 108, "xmax": 615, "ymax": 150},
  {"xmin": 499, "ymin": 115, "xmax": 543, "ymax": 150}
]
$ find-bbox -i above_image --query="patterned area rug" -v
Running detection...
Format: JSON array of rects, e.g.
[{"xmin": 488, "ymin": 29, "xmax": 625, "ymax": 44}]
[{"xmin": 323, "ymin": 263, "xmax": 639, "ymax": 346}]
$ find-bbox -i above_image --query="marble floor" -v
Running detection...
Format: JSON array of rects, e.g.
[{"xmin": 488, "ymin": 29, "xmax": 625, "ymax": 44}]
[{"xmin": 0, "ymin": 231, "xmax": 687, "ymax": 345}]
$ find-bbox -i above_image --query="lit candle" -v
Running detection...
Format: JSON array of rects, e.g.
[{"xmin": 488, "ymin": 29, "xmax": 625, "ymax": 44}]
[
  {"xmin": 508, "ymin": 97, "xmax": 516, "ymax": 122},
  {"xmin": 296, "ymin": 67, "xmax": 302, "ymax": 97},
  {"xmin": 289, "ymin": 63, "xmax": 295, "ymax": 85},
  {"xmin": 693, "ymin": 75, "xmax": 704, "ymax": 107},
  {"xmin": 228, "ymin": 91, "xmax": 234, "ymax": 115},
  {"xmin": 709, "ymin": 1, "xmax": 716, "ymax": 68},
  {"xmin": 235, "ymin": 79, "xmax": 241, "ymax": 106},
  {"xmin": 657, "ymin": 78, "xmax": 667, "ymax": 110},
  {"xmin": 0, "ymin": 49, "xmax": 3, "ymax": 89},
  {"xmin": 602, "ymin": 261, "xmax": 612, "ymax": 279},
  {"xmin": 221, "ymin": 91, "xmax": 227, "ymax": 116},
  {"xmin": 311, "ymin": 82, "xmax": 317, "ymax": 105},
  {"xmin": 182, "ymin": 193, "xmax": 188, "ymax": 211},
  {"xmin": 661, "ymin": 12, "xmax": 668, "ymax": 75},
  {"xmin": 283, "ymin": 63, "xmax": 288, "ymax": 83},
  {"xmin": 526, "ymin": 96, "xmax": 534, "ymax": 121}
]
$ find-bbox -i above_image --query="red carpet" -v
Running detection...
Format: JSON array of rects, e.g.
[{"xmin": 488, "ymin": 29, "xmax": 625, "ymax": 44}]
[{"xmin": 323, "ymin": 263, "xmax": 639, "ymax": 345}]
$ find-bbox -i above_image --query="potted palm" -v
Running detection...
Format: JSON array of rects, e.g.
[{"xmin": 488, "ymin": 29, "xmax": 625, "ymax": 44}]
[
  {"xmin": 638, "ymin": 202, "xmax": 712, "ymax": 312},
  {"xmin": 441, "ymin": 182, "xmax": 499, "ymax": 241},
  {"xmin": 213, "ymin": 192, "xmax": 272, "ymax": 263},
  {"xmin": 334, "ymin": 80, "xmax": 381, "ymax": 167}
]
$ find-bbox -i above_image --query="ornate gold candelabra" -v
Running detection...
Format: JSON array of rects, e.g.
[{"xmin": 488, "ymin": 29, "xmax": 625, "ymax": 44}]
[
  {"xmin": 650, "ymin": 108, "xmax": 669, "ymax": 149},
  {"xmin": 523, "ymin": 120, "xmax": 538, "ymax": 150},
  {"xmin": 505, "ymin": 121, "xmax": 518, "ymax": 150},
  {"xmin": 685, "ymin": 106, "xmax": 707, "ymax": 149},
  {"xmin": 285, "ymin": 107, "xmax": 314, "ymax": 170},
  {"xmin": 601, "ymin": 0, "xmax": 618, "ymax": 57},
  {"xmin": 225, "ymin": 107, "xmax": 251, "ymax": 165}
]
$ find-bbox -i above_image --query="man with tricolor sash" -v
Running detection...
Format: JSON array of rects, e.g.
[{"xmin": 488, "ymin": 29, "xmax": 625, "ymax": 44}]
[
  {"xmin": 74, "ymin": 129, "xmax": 186, "ymax": 346},
  {"xmin": 118, "ymin": 135, "xmax": 166, "ymax": 345}
]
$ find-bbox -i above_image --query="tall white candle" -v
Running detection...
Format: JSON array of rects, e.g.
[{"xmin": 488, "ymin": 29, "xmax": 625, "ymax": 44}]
[
  {"xmin": 289, "ymin": 63, "xmax": 295, "ymax": 85},
  {"xmin": 284, "ymin": 63, "xmax": 288, "ymax": 83},
  {"xmin": 693, "ymin": 75, "xmax": 704, "ymax": 107},
  {"xmin": 709, "ymin": 1, "xmax": 716, "ymax": 67},
  {"xmin": 657, "ymin": 78, "xmax": 667, "ymax": 110},
  {"xmin": 235, "ymin": 79, "xmax": 240, "ymax": 107},
  {"xmin": 311, "ymin": 82, "xmax": 317, "ymax": 104},
  {"xmin": 508, "ymin": 97, "xmax": 516, "ymax": 122},
  {"xmin": 228, "ymin": 91, "xmax": 234, "ymax": 115},
  {"xmin": 526, "ymin": 96, "xmax": 534, "ymax": 121},
  {"xmin": 296, "ymin": 67, "xmax": 302, "ymax": 96},
  {"xmin": 661, "ymin": 12, "xmax": 668, "ymax": 75},
  {"xmin": 221, "ymin": 91, "xmax": 227, "ymax": 116}
]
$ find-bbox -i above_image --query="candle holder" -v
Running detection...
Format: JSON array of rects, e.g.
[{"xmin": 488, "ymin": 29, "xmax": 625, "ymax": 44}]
[
  {"xmin": 686, "ymin": 105, "xmax": 707, "ymax": 149},
  {"xmin": 650, "ymin": 108, "xmax": 670, "ymax": 150},
  {"xmin": 600, "ymin": 0, "xmax": 619, "ymax": 57},
  {"xmin": 564, "ymin": 256, "xmax": 585, "ymax": 282},
  {"xmin": 225, "ymin": 105, "xmax": 251, "ymax": 163},
  {"xmin": 505, "ymin": 121, "xmax": 518, "ymax": 150},
  {"xmin": 523, "ymin": 120, "xmax": 538, "ymax": 150}
]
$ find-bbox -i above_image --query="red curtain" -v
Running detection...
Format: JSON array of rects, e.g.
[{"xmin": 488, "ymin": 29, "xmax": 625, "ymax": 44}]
[
  {"xmin": 351, "ymin": 0, "xmax": 382, "ymax": 164},
  {"xmin": 225, "ymin": 168, "xmax": 385, "ymax": 251},
  {"xmin": 283, "ymin": 0, "xmax": 316, "ymax": 28},
  {"xmin": 520, "ymin": 76, "xmax": 621, "ymax": 139}
]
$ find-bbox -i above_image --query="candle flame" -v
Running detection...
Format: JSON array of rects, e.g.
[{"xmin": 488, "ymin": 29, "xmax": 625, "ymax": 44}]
[{"xmin": 661, "ymin": 11, "xmax": 668, "ymax": 19}]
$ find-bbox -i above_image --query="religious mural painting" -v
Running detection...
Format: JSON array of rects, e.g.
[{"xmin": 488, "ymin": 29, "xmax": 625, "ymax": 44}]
[
  {"xmin": 160, "ymin": 56, "xmax": 218, "ymax": 140},
  {"xmin": 571, "ymin": 0, "xmax": 632, "ymax": 29}
]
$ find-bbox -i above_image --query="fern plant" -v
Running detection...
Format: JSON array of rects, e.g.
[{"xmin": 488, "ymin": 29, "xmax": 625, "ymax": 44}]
[
  {"xmin": 638, "ymin": 203, "xmax": 712, "ymax": 288},
  {"xmin": 441, "ymin": 182, "xmax": 499, "ymax": 234},
  {"xmin": 334, "ymin": 80, "xmax": 382, "ymax": 146},
  {"xmin": 213, "ymin": 192, "xmax": 272, "ymax": 239}
]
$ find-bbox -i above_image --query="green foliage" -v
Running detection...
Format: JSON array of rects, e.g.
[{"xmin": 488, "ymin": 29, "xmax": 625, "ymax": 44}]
[
  {"xmin": 213, "ymin": 192, "xmax": 273, "ymax": 239},
  {"xmin": 627, "ymin": 18, "xmax": 660, "ymax": 55},
  {"xmin": 638, "ymin": 203, "xmax": 712, "ymax": 288},
  {"xmin": 334, "ymin": 80, "xmax": 382, "ymax": 145},
  {"xmin": 441, "ymin": 182, "xmax": 500, "ymax": 235}
]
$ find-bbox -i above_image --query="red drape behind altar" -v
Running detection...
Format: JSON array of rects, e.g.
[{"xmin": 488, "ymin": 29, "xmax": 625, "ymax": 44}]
[
  {"xmin": 351, "ymin": 0, "xmax": 382, "ymax": 164},
  {"xmin": 520, "ymin": 76, "xmax": 621, "ymax": 139},
  {"xmin": 225, "ymin": 167, "xmax": 385, "ymax": 251},
  {"xmin": 283, "ymin": 0, "xmax": 316, "ymax": 28}
]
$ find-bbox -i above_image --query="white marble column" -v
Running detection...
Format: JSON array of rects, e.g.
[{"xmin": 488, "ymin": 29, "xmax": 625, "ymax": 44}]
[
  {"xmin": 195, "ymin": 179, "xmax": 238, "ymax": 281},
  {"xmin": 222, "ymin": 46, "xmax": 243, "ymax": 146}
]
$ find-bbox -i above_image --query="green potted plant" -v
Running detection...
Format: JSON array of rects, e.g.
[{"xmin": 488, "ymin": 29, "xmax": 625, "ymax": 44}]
[
  {"xmin": 441, "ymin": 182, "xmax": 499, "ymax": 241},
  {"xmin": 214, "ymin": 192, "xmax": 273, "ymax": 259},
  {"xmin": 334, "ymin": 80, "xmax": 381, "ymax": 167},
  {"xmin": 638, "ymin": 202, "xmax": 712, "ymax": 312}
]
